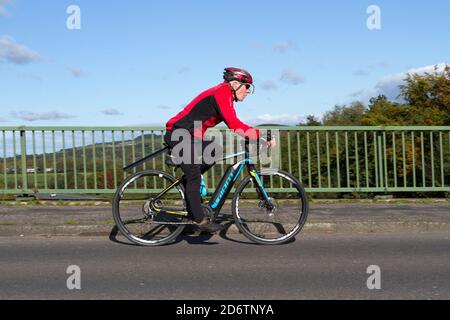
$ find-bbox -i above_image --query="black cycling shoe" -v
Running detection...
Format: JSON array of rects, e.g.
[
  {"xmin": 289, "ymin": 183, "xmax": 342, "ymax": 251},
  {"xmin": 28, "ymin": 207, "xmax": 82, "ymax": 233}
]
[{"xmin": 194, "ymin": 218, "xmax": 225, "ymax": 233}]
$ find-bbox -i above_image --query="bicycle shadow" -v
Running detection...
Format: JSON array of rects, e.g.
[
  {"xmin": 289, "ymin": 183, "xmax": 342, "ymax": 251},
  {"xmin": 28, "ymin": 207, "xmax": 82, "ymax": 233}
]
[
  {"xmin": 108, "ymin": 224, "xmax": 220, "ymax": 246},
  {"xmin": 109, "ymin": 215, "xmax": 296, "ymax": 246},
  {"xmin": 172, "ymin": 233, "xmax": 219, "ymax": 245},
  {"xmin": 109, "ymin": 225, "xmax": 142, "ymax": 247},
  {"xmin": 216, "ymin": 214, "xmax": 297, "ymax": 246}
]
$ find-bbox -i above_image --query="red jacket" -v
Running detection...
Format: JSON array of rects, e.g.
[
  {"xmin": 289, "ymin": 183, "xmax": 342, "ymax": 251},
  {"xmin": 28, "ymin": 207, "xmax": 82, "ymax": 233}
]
[{"xmin": 166, "ymin": 82, "xmax": 260, "ymax": 140}]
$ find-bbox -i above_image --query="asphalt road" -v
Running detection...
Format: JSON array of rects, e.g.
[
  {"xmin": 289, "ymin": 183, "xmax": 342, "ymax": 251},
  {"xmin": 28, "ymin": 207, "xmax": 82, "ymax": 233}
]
[{"xmin": 1, "ymin": 232, "xmax": 449, "ymax": 300}]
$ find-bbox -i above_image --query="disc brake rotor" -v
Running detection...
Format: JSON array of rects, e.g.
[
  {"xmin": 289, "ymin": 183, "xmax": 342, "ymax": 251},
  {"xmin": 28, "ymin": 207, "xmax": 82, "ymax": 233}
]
[{"xmin": 258, "ymin": 198, "xmax": 278, "ymax": 216}]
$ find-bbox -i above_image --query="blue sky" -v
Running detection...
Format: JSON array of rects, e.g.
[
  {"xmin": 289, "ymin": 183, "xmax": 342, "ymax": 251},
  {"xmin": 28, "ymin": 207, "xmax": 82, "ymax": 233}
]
[{"xmin": 0, "ymin": 0, "xmax": 449, "ymax": 127}]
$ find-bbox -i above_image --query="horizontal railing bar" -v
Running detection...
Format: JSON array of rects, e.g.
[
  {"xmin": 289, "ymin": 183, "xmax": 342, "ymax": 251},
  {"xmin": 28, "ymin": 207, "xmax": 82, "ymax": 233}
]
[
  {"xmin": 2, "ymin": 187, "xmax": 449, "ymax": 195},
  {"xmin": 1, "ymin": 126, "xmax": 449, "ymax": 132}
]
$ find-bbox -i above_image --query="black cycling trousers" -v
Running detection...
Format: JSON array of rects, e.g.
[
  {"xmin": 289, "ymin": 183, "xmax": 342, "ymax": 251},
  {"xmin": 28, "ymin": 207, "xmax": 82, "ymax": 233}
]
[{"xmin": 164, "ymin": 131, "xmax": 222, "ymax": 223}]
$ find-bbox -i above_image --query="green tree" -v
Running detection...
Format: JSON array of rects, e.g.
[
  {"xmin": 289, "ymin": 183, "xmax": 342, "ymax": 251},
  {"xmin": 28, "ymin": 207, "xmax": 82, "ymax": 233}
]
[
  {"xmin": 322, "ymin": 102, "xmax": 367, "ymax": 126},
  {"xmin": 297, "ymin": 115, "xmax": 322, "ymax": 126},
  {"xmin": 399, "ymin": 64, "xmax": 450, "ymax": 125},
  {"xmin": 305, "ymin": 115, "xmax": 322, "ymax": 126},
  {"xmin": 361, "ymin": 95, "xmax": 410, "ymax": 126}
]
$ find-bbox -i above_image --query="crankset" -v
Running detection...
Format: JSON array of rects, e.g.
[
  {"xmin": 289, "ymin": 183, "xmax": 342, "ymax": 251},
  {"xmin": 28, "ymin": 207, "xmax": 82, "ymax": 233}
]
[{"xmin": 201, "ymin": 204, "xmax": 217, "ymax": 223}]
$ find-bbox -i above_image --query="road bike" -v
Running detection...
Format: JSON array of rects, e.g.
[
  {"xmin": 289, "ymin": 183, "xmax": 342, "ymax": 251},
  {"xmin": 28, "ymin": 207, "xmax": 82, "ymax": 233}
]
[{"xmin": 112, "ymin": 134, "xmax": 308, "ymax": 246}]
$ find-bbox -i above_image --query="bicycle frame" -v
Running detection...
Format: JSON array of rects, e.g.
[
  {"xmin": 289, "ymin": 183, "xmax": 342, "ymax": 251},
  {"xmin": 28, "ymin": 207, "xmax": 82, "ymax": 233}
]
[{"xmin": 150, "ymin": 142, "xmax": 271, "ymax": 217}]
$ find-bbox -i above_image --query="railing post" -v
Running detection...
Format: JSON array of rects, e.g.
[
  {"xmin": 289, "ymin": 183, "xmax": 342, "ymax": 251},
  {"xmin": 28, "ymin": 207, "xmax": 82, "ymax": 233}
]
[
  {"xmin": 377, "ymin": 128, "xmax": 385, "ymax": 190},
  {"xmin": 20, "ymin": 128, "xmax": 28, "ymax": 193}
]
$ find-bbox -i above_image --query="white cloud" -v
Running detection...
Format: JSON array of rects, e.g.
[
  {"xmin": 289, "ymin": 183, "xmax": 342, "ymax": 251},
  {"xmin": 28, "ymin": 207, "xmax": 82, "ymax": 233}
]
[
  {"xmin": 406, "ymin": 63, "xmax": 446, "ymax": 75},
  {"xmin": 348, "ymin": 89, "xmax": 379, "ymax": 102},
  {"xmin": 354, "ymin": 69, "xmax": 370, "ymax": 76},
  {"xmin": 0, "ymin": 36, "xmax": 40, "ymax": 65},
  {"xmin": 101, "ymin": 108, "xmax": 123, "ymax": 116},
  {"xmin": 354, "ymin": 62, "xmax": 390, "ymax": 76},
  {"xmin": 280, "ymin": 69, "xmax": 305, "ymax": 85},
  {"xmin": 249, "ymin": 42, "xmax": 265, "ymax": 50},
  {"xmin": 0, "ymin": 0, "xmax": 12, "ymax": 16},
  {"xmin": 11, "ymin": 111, "xmax": 76, "ymax": 122},
  {"xmin": 273, "ymin": 41, "xmax": 294, "ymax": 53},
  {"xmin": 126, "ymin": 121, "xmax": 165, "ymax": 127},
  {"xmin": 260, "ymin": 80, "xmax": 278, "ymax": 91},
  {"xmin": 176, "ymin": 66, "xmax": 191, "ymax": 74},
  {"xmin": 375, "ymin": 63, "xmax": 446, "ymax": 100},
  {"xmin": 348, "ymin": 63, "xmax": 447, "ymax": 103},
  {"xmin": 19, "ymin": 73, "xmax": 43, "ymax": 82},
  {"xmin": 248, "ymin": 114, "xmax": 308, "ymax": 126},
  {"xmin": 250, "ymin": 41, "xmax": 295, "ymax": 53},
  {"xmin": 349, "ymin": 89, "xmax": 366, "ymax": 98},
  {"xmin": 375, "ymin": 76, "xmax": 404, "ymax": 100},
  {"xmin": 68, "ymin": 67, "xmax": 86, "ymax": 78}
]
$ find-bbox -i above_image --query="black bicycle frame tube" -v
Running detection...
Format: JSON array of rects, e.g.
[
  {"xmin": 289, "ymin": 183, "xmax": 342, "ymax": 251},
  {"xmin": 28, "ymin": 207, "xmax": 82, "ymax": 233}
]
[
  {"xmin": 149, "ymin": 178, "xmax": 189, "ymax": 216},
  {"xmin": 209, "ymin": 162, "xmax": 246, "ymax": 212},
  {"xmin": 153, "ymin": 178, "xmax": 183, "ymax": 201},
  {"xmin": 123, "ymin": 146, "xmax": 169, "ymax": 171}
]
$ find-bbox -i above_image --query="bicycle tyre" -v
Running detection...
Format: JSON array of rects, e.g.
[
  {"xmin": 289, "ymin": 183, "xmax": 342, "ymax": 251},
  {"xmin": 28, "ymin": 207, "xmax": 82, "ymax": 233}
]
[
  {"xmin": 232, "ymin": 169, "xmax": 308, "ymax": 245},
  {"xmin": 112, "ymin": 170, "xmax": 186, "ymax": 246}
]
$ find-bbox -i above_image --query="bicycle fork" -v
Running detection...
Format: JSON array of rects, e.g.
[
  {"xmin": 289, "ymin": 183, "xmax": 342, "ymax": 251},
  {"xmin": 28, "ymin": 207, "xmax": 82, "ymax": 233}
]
[{"xmin": 248, "ymin": 165, "xmax": 274, "ymax": 211}]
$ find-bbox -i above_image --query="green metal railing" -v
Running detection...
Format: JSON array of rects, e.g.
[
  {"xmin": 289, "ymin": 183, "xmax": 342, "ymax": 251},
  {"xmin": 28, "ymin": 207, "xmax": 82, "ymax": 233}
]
[{"xmin": 0, "ymin": 126, "xmax": 449, "ymax": 195}]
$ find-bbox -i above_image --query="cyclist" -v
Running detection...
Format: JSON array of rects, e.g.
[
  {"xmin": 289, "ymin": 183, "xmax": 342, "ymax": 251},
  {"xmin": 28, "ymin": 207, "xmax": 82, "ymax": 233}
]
[{"xmin": 164, "ymin": 67, "xmax": 272, "ymax": 233}]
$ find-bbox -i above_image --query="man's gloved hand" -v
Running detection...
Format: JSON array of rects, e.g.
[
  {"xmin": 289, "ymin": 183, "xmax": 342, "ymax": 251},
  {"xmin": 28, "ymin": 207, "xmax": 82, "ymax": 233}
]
[{"xmin": 260, "ymin": 136, "xmax": 277, "ymax": 149}]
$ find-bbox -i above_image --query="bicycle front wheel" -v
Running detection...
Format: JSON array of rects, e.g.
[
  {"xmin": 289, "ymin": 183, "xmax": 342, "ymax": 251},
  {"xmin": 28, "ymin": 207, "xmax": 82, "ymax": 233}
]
[
  {"xmin": 232, "ymin": 169, "xmax": 308, "ymax": 245},
  {"xmin": 112, "ymin": 170, "xmax": 186, "ymax": 246}
]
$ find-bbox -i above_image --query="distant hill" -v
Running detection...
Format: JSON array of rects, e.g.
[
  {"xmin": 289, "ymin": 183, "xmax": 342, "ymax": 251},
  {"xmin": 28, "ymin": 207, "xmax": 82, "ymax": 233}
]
[
  {"xmin": 256, "ymin": 124, "xmax": 290, "ymax": 127},
  {"xmin": 2, "ymin": 132, "xmax": 166, "ymax": 171}
]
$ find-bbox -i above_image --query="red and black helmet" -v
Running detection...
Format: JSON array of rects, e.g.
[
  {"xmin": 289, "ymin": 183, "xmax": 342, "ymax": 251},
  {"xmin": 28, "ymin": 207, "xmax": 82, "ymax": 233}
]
[{"xmin": 223, "ymin": 67, "xmax": 253, "ymax": 84}]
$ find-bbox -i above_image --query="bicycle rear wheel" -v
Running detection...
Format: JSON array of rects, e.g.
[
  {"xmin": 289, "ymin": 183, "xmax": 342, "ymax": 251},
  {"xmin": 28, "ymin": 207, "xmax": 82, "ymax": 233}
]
[
  {"xmin": 112, "ymin": 170, "xmax": 187, "ymax": 246},
  {"xmin": 232, "ymin": 169, "xmax": 308, "ymax": 245}
]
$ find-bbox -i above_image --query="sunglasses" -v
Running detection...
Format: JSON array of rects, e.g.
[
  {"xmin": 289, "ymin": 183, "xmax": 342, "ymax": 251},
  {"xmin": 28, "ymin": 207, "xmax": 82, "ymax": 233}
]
[{"xmin": 239, "ymin": 83, "xmax": 255, "ymax": 93}]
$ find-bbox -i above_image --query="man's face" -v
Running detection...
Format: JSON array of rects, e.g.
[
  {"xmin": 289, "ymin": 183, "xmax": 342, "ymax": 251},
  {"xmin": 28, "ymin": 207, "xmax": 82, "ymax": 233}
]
[{"xmin": 231, "ymin": 81, "xmax": 251, "ymax": 102}]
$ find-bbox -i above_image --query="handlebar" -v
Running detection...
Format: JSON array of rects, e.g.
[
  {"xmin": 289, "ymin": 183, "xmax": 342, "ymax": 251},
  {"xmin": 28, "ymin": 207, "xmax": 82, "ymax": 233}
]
[
  {"xmin": 267, "ymin": 130, "xmax": 272, "ymax": 142},
  {"xmin": 243, "ymin": 130, "xmax": 273, "ymax": 158}
]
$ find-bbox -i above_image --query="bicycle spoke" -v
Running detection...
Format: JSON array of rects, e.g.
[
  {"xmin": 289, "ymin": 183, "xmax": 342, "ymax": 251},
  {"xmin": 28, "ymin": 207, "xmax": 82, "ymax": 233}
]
[
  {"xmin": 112, "ymin": 170, "xmax": 187, "ymax": 246},
  {"xmin": 233, "ymin": 170, "xmax": 308, "ymax": 244}
]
